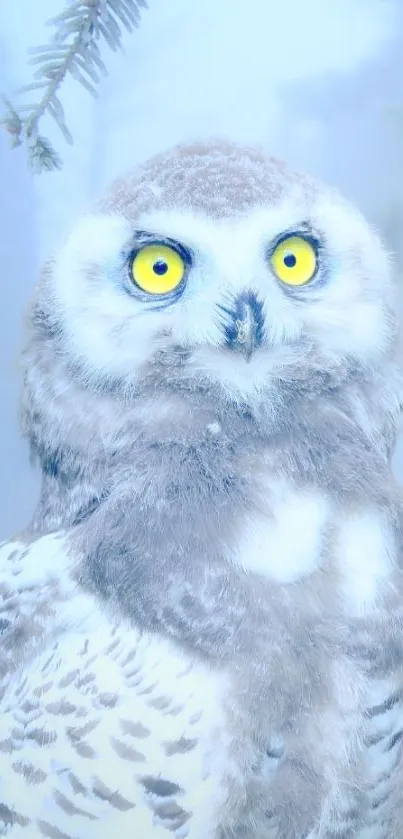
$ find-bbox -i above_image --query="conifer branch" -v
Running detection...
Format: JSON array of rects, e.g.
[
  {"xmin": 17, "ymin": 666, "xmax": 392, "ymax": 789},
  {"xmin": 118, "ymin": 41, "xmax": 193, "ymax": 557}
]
[{"xmin": 1, "ymin": 0, "xmax": 148, "ymax": 172}]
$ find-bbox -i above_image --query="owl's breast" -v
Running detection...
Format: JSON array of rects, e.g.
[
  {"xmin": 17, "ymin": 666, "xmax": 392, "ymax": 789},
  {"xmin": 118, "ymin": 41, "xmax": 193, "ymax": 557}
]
[{"xmin": 231, "ymin": 479, "xmax": 330, "ymax": 583}]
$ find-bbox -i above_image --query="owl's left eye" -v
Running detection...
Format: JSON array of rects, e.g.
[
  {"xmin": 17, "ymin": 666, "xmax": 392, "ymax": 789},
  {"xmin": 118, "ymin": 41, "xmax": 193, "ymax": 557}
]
[
  {"xmin": 130, "ymin": 244, "xmax": 186, "ymax": 295},
  {"xmin": 270, "ymin": 235, "xmax": 318, "ymax": 286}
]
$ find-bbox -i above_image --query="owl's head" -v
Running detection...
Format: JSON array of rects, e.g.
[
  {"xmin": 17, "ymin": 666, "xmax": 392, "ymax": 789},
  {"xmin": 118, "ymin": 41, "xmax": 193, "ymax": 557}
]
[
  {"xmin": 22, "ymin": 139, "xmax": 403, "ymax": 522},
  {"xmin": 39, "ymin": 139, "xmax": 398, "ymax": 407}
]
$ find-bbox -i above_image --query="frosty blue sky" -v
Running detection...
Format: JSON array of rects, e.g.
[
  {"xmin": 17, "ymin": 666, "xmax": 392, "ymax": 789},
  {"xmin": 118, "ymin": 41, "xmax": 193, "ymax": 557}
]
[{"xmin": 0, "ymin": 0, "xmax": 402, "ymax": 536}]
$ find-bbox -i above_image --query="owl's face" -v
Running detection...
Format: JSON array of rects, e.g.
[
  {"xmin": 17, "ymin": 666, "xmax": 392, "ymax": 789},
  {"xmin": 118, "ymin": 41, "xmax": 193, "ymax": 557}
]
[{"xmin": 49, "ymin": 143, "xmax": 395, "ymax": 406}]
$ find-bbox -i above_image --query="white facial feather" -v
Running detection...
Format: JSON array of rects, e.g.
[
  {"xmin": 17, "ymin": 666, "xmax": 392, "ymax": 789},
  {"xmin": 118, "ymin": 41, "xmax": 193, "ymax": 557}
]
[{"xmin": 51, "ymin": 182, "xmax": 395, "ymax": 399}]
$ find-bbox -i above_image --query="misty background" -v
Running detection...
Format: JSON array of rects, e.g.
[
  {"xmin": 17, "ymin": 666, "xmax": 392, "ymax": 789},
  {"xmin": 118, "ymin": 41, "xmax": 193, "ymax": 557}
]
[{"xmin": 0, "ymin": 0, "xmax": 403, "ymax": 538}]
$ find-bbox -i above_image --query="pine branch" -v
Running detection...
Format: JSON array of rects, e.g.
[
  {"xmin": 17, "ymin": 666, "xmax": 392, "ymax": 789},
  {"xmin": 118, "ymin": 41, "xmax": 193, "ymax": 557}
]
[{"xmin": 0, "ymin": 0, "xmax": 148, "ymax": 173}]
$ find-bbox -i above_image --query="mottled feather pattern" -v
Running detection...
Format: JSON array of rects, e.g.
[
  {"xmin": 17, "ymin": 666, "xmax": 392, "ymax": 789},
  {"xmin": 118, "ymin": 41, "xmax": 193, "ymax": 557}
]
[
  {"xmin": 347, "ymin": 606, "xmax": 403, "ymax": 839},
  {"xmin": 0, "ymin": 536, "xmax": 234, "ymax": 839},
  {"xmin": 0, "ymin": 535, "xmax": 68, "ymax": 701}
]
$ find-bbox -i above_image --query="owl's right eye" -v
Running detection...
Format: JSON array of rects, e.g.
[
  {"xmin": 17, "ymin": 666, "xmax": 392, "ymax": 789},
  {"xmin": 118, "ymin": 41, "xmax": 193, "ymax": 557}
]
[{"xmin": 129, "ymin": 243, "xmax": 187, "ymax": 296}]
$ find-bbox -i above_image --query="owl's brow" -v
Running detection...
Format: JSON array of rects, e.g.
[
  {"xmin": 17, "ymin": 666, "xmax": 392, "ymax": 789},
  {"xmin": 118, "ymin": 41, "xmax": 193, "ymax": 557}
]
[
  {"xmin": 126, "ymin": 229, "xmax": 193, "ymax": 264},
  {"xmin": 269, "ymin": 220, "xmax": 318, "ymax": 246},
  {"xmin": 131, "ymin": 229, "xmax": 185, "ymax": 249}
]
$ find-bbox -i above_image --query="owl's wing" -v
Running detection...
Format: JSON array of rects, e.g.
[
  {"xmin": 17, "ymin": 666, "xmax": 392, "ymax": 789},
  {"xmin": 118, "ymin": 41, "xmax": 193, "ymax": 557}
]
[
  {"xmin": 0, "ymin": 533, "xmax": 236, "ymax": 839},
  {"xmin": 0, "ymin": 531, "xmax": 78, "ymax": 700},
  {"xmin": 353, "ymin": 516, "xmax": 403, "ymax": 838}
]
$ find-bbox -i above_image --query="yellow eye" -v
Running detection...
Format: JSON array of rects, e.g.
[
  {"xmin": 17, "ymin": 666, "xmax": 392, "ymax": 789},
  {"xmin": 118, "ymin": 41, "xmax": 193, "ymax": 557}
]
[
  {"xmin": 270, "ymin": 235, "xmax": 317, "ymax": 286},
  {"xmin": 130, "ymin": 244, "xmax": 186, "ymax": 295}
]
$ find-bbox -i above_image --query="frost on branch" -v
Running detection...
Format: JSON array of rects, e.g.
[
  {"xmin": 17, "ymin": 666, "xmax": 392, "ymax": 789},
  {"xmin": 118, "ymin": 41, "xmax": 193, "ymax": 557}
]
[{"xmin": 0, "ymin": 0, "xmax": 148, "ymax": 173}]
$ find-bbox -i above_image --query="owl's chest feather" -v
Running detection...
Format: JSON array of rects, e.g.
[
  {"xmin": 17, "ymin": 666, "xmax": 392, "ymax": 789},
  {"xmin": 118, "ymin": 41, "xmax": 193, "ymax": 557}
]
[{"xmin": 230, "ymin": 467, "xmax": 396, "ymax": 619}]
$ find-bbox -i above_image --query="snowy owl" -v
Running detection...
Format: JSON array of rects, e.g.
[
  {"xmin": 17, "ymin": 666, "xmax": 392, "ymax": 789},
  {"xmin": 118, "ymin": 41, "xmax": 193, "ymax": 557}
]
[{"xmin": 1, "ymin": 139, "xmax": 403, "ymax": 839}]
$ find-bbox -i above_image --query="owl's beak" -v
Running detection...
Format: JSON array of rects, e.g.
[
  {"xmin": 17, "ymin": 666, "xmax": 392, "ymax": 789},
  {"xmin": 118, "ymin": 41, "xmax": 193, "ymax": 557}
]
[
  {"xmin": 220, "ymin": 291, "xmax": 264, "ymax": 362},
  {"xmin": 233, "ymin": 311, "xmax": 256, "ymax": 362}
]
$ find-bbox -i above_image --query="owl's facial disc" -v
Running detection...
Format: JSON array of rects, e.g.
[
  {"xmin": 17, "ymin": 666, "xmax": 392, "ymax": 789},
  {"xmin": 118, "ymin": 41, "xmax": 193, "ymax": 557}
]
[
  {"xmin": 128, "ymin": 234, "xmax": 267, "ymax": 362},
  {"xmin": 51, "ymin": 193, "xmax": 395, "ymax": 400}
]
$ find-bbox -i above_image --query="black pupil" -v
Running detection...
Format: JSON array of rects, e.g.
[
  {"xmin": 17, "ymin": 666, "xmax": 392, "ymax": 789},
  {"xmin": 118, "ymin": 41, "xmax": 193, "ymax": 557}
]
[
  {"xmin": 153, "ymin": 259, "xmax": 169, "ymax": 276},
  {"xmin": 284, "ymin": 253, "xmax": 296, "ymax": 268}
]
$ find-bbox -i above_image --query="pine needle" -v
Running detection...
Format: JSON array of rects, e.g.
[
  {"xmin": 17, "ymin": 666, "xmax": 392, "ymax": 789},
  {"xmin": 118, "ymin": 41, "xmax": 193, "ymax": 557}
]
[{"xmin": 0, "ymin": 0, "xmax": 148, "ymax": 173}]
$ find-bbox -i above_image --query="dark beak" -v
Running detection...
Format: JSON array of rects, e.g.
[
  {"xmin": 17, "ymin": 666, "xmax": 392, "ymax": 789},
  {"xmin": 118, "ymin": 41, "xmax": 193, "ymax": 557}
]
[
  {"xmin": 220, "ymin": 291, "xmax": 264, "ymax": 362},
  {"xmin": 234, "ymin": 307, "xmax": 257, "ymax": 362}
]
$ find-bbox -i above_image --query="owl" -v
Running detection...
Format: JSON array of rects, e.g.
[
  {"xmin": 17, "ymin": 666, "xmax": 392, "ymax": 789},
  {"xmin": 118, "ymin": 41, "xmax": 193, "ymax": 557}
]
[{"xmin": 1, "ymin": 139, "xmax": 403, "ymax": 839}]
